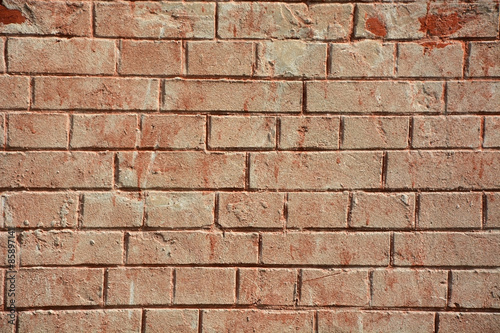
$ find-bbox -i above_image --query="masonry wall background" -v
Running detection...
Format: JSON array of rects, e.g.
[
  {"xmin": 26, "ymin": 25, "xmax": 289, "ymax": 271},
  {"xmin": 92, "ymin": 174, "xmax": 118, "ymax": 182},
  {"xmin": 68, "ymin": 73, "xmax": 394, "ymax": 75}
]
[{"xmin": 0, "ymin": 0, "xmax": 499, "ymax": 332}]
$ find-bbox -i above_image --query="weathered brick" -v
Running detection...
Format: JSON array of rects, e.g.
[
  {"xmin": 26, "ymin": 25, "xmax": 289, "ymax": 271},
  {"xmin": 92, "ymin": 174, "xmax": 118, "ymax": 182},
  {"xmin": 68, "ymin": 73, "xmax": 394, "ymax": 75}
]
[
  {"xmin": 250, "ymin": 152, "xmax": 383, "ymax": 190},
  {"xmin": 0, "ymin": 232, "xmax": 15, "ymax": 267},
  {"xmin": 70, "ymin": 114, "xmax": 137, "ymax": 149},
  {"xmin": 438, "ymin": 313, "xmax": 500, "ymax": 333},
  {"xmin": 7, "ymin": 113, "xmax": 68, "ymax": 148},
  {"xmin": 450, "ymin": 270, "xmax": 500, "ymax": 309},
  {"xmin": 140, "ymin": 115, "xmax": 205, "ymax": 149},
  {"xmin": 0, "ymin": 312, "xmax": 13, "ymax": 333},
  {"xmin": 2, "ymin": 192, "xmax": 78, "ymax": 229},
  {"xmin": 484, "ymin": 117, "xmax": 500, "ymax": 148},
  {"xmin": 218, "ymin": 3, "xmax": 352, "ymax": 40},
  {"xmin": 238, "ymin": 268, "xmax": 296, "ymax": 305},
  {"xmin": 341, "ymin": 116, "xmax": 409, "ymax": 149},
  {"xmin": 106, "ymin": 267, "xmax": 172, "ymax": 306},
  {"xmin": 0, "ymin": 76, "xmax": 29, "ymax": 109},
  {"xmin": 162, "ymin": 79, "xmax": 302, "ymax": 112},
  {"xmin": 120, "ymin": 40, "xmax": 181, "ymax": 76},
  {"xmin": 279, "ymin": 116, "xmax": 339, "ymax": 150},
  {"xmin": 386, "ymin": 151, "xmax": 500, "ymax": 189},
  {"xmin": 330, "ymin": 41, "xmax": 394, "ymax": 78},
  {"xmin": 95, "ymin": 2, "xmax": 214, "ymax": 38},
  {"xmin": 117, "ymin": 151, "xmax": 245, "ymax": 189},
  {"xmin": 486, "ymin": 193, "xmax": 500, "ymax": 228},
  {"xmin": 412, "ymin": 116, "xmax": 481, "ymax": 148},
  {"xmin": 307, "ymin": 81, "xmax": 444, "ymax": 113},
  {"xmin": 350, "ymin": 192, "xmax": 415, "ymax": 229},
  {"xmin": 82, "ymin": 192, "xmax": 143, "ymax": 228},
  {"xmin": 418, "ymin": 193, "xmax": 482, "ymax": 229},
  {"xmin": 7, "ymin": 37, "xmax": 115, "ymax": 75},
  {"xmin": 447, "ymin": 81, "xmax": 500, "ymax": 112},
  {"xmin": 394, "ymin": 232, "xmax": 500, "ymax": 266},
  {"xmin": 468, "ymin": 42, "xmax": 500, "ymax": 77},
  {"xmin": 174, "ymin": 267, "xmax": 235, "ymax": 305},
  {"xmin": 288, "ymin": 192, "xmax": 349, "ymax": 229},
  {"xmin": 262, "ymin": 232, "xmax": 389, "ymax": 266},
  {"xmin": 20, "ymin": 230, "xmax": 123, "ymax": 265},
  {"xmin": 0, "ymin": 113, "xmax": 4, "ymax": 148},
  {"xmin": 144, "ymin": 309, "xmax": 198, "ymax": 333},
  {"xmin": 126, "ymin": 231, "xmax": 258, "ymax": 264},
  {"xmin": 0, "ymin": 39, "xmax": 4, "ymax": 73},
  {"xmin": 301, "ymin": 269, "xmax": 369, "ymax": 306},
  {"xmin": 0, "ymin": 152, "xmax": 113, "ymax": 189},
  {"xmin": 145, "ymin": 192, "xmax": 214, "ymax": 229},
  {"xmin": 218, "ymin": 192, "xmax": 284, "ymax": 229},
  {"xmin": 210, "ymin": 116, "xmax": 276, "ymax": 149}
]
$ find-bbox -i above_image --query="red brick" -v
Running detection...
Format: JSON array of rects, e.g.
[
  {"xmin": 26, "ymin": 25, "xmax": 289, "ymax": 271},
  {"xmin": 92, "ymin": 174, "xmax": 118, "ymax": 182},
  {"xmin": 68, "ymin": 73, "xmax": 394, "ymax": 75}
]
[
  {"xmin": 209, "ymin": 116, "xmax": 276, "ymax": 149},
  {"xmin": 16, "ymin": 268, "xmax": 103, "ymax": 307},
  {"xmin": 82, "ymin": 192, "xmax": 143, "ymax": 228},
  {"xmin": 250, "ymin": 152, "xmax": 383, "ymax": 190},
  {"xmin": 300, "ymin": 269, "xmax": 369, "ymax": 306},
  {"xmin": 484, "ymin": 117, "xmax": 500, "ymax": 148},
  {"xmin": 0, "ymin": 76, "xmax": 29, "ymax": 109},
  {"xmin": 0, "ymin": 233, "xmax": 16, "ymax": 267},
  {"xmin": 279, "ymin": 116, "xmax": 339, "ymax": 150},
  {"xmin": 447, "ymin": 81, "xmax": 500, "ymax": 112},
  {"xmin": 70, "ymin": 114, "xmax": 137, "ymax": 149},
  {"xmin": 418, "ymin": 193, "xmax": 482, "ymax": 229},
  {"xmin": 7, "ymin": 37, "xmax": 115, "ymax": 75},
  {"xmin": 126, "ymin": 231, "xmax": 258, "ymax": 265},
  {"xmin": 2, "ymin": 192, "xmax": 78, "ymax": 229},
  {"xmin": 0, "ymin": 152, "xmax": 113, "ymax": 189},
  {"xmin": 7, "ymin": 113, "xmax": 68, "ymax": 148},
  {"xmin": 287, "ymin": 192, "xmax": 349, "ymax": 229},
  {"xmin": 412, "ymin": 116, "xmax": 481, "ymax": 148},
  {"xmin": 33, "ymin": 77, "xmax": 159, "ymax": 110},
  {"xmin": 20, "ymin": 230, "xmax": 123, "ymax": 266},
  {"xmin": 106, "ymin": 268, "xmax": 172, "ymax": 306},
  {"xmin": 486, "ymin": 193, "xmax": 500, "ymax": 228},
  {"xmin": 438, "ymin": 313, "xmax": 500, "ymax": 333},
  {"xmin": 394, "ymin": 232, "xmax": 500, "ymax": 266},
  {"xmin": 140, "ymin": 115, "xmax": 205, "ymax": 149},
  {"xmin": 117, "ymin": 151, "xmax": 245, "ymax": 189},
  {"xmin": 162, "ymin": 79, "xmax": 302, "ymax": 112},
  {"xmin": 341, "ymin": 116, "xmax": 409, "ymax": 149},
  {"xmin": 451, "ymin": 270, "xmax": 500, "ymax": 309},
  {"xmin": 120, "ymin": 40, "xmax": 181, "ymax": 76},
  {"xmin": 261, "ymin": 232, "xmax": 389, "ymax": 266},
  {"xmin": 238, "ymin": 268, "xmax": 296, "ymax": 305},
  {"xmin": 144, "ymin": 309, "xmax": 198, "ymax": 333},
  {"xmin": 468, "ymin": 42, "xmax": 500, "ymax": 77},
  {"xmin": 174, "ymin": 267, "xmax": 235, "ymax": 305}
]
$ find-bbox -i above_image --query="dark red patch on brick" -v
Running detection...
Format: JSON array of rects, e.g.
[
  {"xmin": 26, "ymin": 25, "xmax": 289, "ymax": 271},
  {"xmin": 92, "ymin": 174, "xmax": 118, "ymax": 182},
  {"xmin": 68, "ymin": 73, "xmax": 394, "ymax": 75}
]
[
  {"xmin": 0, "ymin": 4, "xmax": 26, "ymax": 25},
  {"xmin": 365, "ymin": 17, "xmax": 387, "ymax": 37},
  {"xmin": 418, "ymin": 12, "xmax": 463, "ymax": 36}
]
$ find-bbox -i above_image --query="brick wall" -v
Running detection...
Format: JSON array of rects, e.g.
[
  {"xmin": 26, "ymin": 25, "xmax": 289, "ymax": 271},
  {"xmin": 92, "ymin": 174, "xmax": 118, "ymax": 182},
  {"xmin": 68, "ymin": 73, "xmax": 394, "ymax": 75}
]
[{"xmin": 1, "ymin": 0, "xmax": 500, "ymax": 332}]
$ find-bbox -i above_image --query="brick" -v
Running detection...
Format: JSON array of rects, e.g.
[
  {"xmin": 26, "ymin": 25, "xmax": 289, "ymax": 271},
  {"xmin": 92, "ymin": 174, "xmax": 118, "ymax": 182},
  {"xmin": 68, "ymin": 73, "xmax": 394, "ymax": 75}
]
[
  {"xmin": 372, "ymin": 269, "xmax": 447, "ymax": 307},
  {"xmin": 145, "ymin": 192, "xmax": 214, "ymax": 229},
  {"xmin": 106, "ymin": 268, "xmax": 172, "ymax": 306},
  {"xmin": 394, "ymin": 232, "xmax": 500, "ymax": 266},
  {"xmin": 140, "ymin": 115, "xmax": 205, "ymax": 149},
  {"xmin": 0, "ymin": 312, "xmax": 13, "ymax": 333},
  {"xmin": 418, "ymin": 193, "xmax": 482, "ymax": 229},
  {"xmin": 144, "ymin": 309, "xmax": 198, "ymax": 333},
  {"xmin": 174, "ymin": 267, "xmax": 235, "ymax": 305},
  {"xmin": 218, "ymin": 3, "xmax": 352, "ymax": 40},
  {"xmin": 162, "ymin": 79, "xmax": 302, "ymax": 112},
  {"xmin": 19, "ymin": 310, "xmax": 141, "ymax": 333},
  {"xmin": 7, "ymin": 113, "xmax": 68, "ymax": 148},
  {"xmin": 250, "ymin": 152, "xmax": 383, "ymax": 190},
  {"xmin": 413, "ymin": 116, "xmax": 481, "ymax": 148},
  {"xmin": 126, "ymin": 231, "xmax": 258, "ymax": 265},
  {"xmin": 20, "ymin": 230, "xmax": 123, "ymax": 266},
  {"xmin": 468, "ymin": 42, "xmax": 500, "ymax": 77},
  {"xmin": 307, "ymin": 81, "xmax": 444, "ymax": 113},
  {"xmin": 218, "ymin": 192, "xmax": 284, "ymax": 229},
  {"xmin": 0, "ymin": 232, "xmax": 15, "ymax": 267},
  {"xmin": 398, "ymin": 42, "xmax": 464, "ymax": 78},
  {"xmin": 350, "ymin": 192, "xmax": 415, "ymax": 229},
  {"xmin": 342, "ymin": 116, "xmax": 409, "ymax": 149},
  {"xmin": 288, "ymin": 192, "xmax": 349, "ymax": 229},
  {"xmin": 70, "ymin": 114, "xmax": 137, "ymax": 149},
  {"xmin": 386, "ymin": 151, "xmax": 500, "ymax": 190},
  {"xmin": 262, "ymin": 232, "xmax": 389, "ymax": 266},
  {"xmin": 279, "ymin": 116, "xmax": 339, "ymax": 150},
  {"xmin": 330, "ymin": 41, "xmax": 394, "ymax": 78},
  {"xmin": 438, "ymin": 313, "xmax": 500, "ymax": 333},
  {"xmin": 0, "ymin": 152, "xmax": 113, "ymax": 189},
  {"xmin": 0, "ymin": 113, "xmax": 4, "ymax": 147},
  {"xmin": 120, "ymin": 40, "xmax": 181, "ymax": 76},
  {"xmin": 484, "ymin": 117, "xmax": 500, "ymax": 148},
  {"xmin": 486, "ymin": 193, "xmax": 500, "ymax": 228},
  {"xmin": 209, "ymin": 116, "xmax": 276, "ymax": 149},
  {"xmin": 238, "ymin": 268, "xmax": 296, "ymax": 305},
  {"xmin": 16, "ymin": 268, "xmax": 102, "ymax": 307},
  {"xmin": 117, "ymin": 151, "xmax": 245, "ymax": 189},
  {"xmin": 2, "ymin": 192, "xmax": 78, "ymax": 229},
  {"xmin": 187, "ymin": 41, "xmax": 253, "ymax": 76},
  {"xmin": 301, "ymin": 269, "xmax": 369, "ymax": 306},
  {"xmin": 202, "ymin": 310, "xmax": 314, "ymax": 333},
  {"xmin": 447, "ymin": 81, "xmax": 500, "ymax": 112},
  {"xmin": 319, "ymin": 311, "xmax": 435, "ymax": 333},
  {"xmin": 95, "ymin": 2, "xmax": 214, "ymax": 39},
  {"xmin": 0, "ymin": 39, "xmax": 4, "ymax": 73},
  {"xmin": 82, "ymin": 192, "xmax": 143, "ymax": 228},
  {"xmin": 255, "ymin": 40, "xmax": 327, "ymax": 78},
  {"xmin": 451, "ymin": 270, "xmax": 500, "ymax": 309},
  {"xmin": 7, "ymin": 37, "xmax": 115, "ymax": 75},
  {"xmin": 0, "ymin": 76, "xmax": 29, "ymax": 109}
]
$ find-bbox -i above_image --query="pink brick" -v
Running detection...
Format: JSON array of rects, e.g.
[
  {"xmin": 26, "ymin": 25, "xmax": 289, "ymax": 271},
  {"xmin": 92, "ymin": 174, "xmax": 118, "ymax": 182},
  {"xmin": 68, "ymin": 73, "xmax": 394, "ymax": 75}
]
[
  {"xmin": 238, "ymin": 268, "xmax": 296, "ymax": 305},
  {"xmin": 287, "ymin": 192, "xmax": 349, "ymax": 229},
  {"xmin": 7, "ymin": 113, "xmax": 68, "ymax": 148},
  {"xmin": 448, "ymin": 81, "xmax": 500, "ymax": 112},
  {"xmin": 144, "ymin": 309, "xmax": 198, "ymax": 333},
  {"xmin": 450, "ymin": 270, "xmax": 500, "ymax": 309},
  {"xmin": 82, "ymin": 192, "xmax": 143, "ymax": 228},
  {"xmin": 412, "ymin": 116, "xmax": 481, "ymax": 148},
  {"xmin": 468, "ymin": 42, "xmax": 500, "ymax": 77},
  {"xmin": 279, "ymin": 116, "xmax": 339, "ymax": 150},
  {"xmin": 342, "ymin": 116, "xmax": 409, "ymax": 149},
  {"xmin": 486, "ymin": 193, "xmax": 500, "ymax": 228},
  {"xmin": 484, "ymin": 117, "xmax": 500, "ymax": 148},
  {"xmin": 209, "ymin": 116, "xmax": 276, "ymax": 149},
  {"xmin": 120, "ymin": 40, "xmax": 181, "ymax": 76},
  {"xmin": 0, "ymin": 76, "xmax": 29, "ymax": 109},
  {"xmin": 438, "ymin": 313, "xmax": 500, "ymax": 333},
  {"xmin": 140, "ymin": 115, "xmax": 205, "ymax": 149}
]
